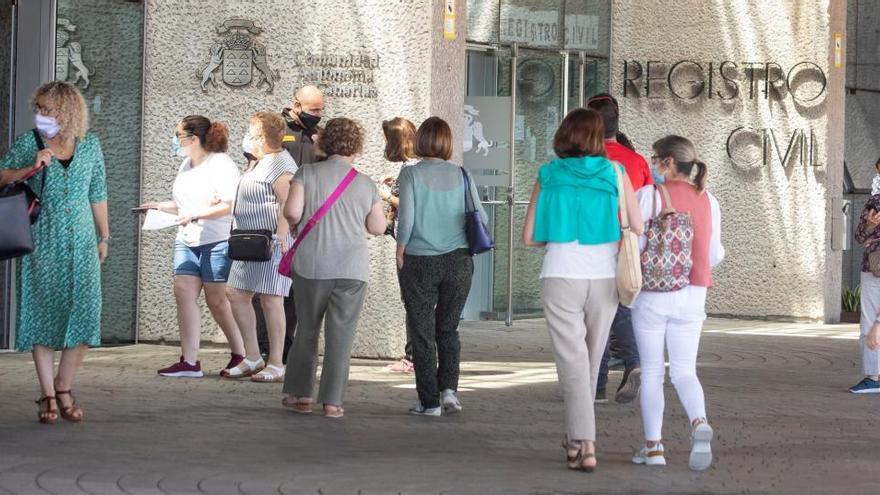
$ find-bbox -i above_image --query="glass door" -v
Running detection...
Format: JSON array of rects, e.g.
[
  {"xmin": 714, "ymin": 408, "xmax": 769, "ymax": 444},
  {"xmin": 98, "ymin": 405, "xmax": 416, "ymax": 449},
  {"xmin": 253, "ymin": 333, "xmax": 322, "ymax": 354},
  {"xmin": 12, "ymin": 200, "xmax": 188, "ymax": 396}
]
[
  {"xmin": 503, "ymin": 47, "xmax": 566, "ymax": 321},
  {"xmin": 55, "ymin": 0, "xmax": 144, "ymax": 343},
  {"xmin": 465, "ymin": 44, "xmax": 605, "ymax": 324}
]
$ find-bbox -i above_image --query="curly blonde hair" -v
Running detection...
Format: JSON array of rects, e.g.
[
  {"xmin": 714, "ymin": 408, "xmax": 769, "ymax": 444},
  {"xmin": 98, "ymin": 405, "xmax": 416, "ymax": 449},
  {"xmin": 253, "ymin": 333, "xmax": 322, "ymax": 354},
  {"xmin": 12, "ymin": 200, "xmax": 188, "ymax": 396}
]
[{"xmin": 30, "ymin": 81, "xmax": 89, "ymax": 140}]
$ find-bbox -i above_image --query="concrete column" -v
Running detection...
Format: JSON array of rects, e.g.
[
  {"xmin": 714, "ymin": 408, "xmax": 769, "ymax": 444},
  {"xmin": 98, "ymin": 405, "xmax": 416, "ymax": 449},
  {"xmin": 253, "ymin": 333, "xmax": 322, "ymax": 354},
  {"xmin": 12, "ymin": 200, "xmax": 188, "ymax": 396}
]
[
  {"xmin": 824, "ymin": 0, "xmax": 847, "ymax": 323},
  {"xmin": 430, "ymin": 0, "xmax": 466, "ymax": 163}
]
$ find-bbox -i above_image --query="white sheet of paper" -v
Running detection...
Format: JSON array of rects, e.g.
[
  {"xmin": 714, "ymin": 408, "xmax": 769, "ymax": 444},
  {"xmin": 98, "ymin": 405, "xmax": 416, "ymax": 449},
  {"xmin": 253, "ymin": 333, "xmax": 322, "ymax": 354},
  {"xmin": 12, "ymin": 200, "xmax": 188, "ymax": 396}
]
[{"xmin": 141, "ymin": 209, "xmax": 179, "ymax": 230}]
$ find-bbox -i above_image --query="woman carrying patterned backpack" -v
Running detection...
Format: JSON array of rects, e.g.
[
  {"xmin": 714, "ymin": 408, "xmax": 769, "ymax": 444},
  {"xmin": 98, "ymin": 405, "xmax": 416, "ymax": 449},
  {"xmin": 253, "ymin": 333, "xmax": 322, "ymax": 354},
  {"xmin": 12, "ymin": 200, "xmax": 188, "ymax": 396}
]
[{"xmin": 630, "ymin": 135, "xmax": 724, "ymax": 472}]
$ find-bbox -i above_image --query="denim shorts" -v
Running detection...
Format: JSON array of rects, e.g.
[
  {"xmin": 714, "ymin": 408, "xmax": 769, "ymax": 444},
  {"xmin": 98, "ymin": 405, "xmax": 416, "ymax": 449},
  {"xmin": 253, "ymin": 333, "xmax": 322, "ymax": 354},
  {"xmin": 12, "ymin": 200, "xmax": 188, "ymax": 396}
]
[{"xmin": 173, "ymin": 240, "xmax": 232, "ymax": 282}]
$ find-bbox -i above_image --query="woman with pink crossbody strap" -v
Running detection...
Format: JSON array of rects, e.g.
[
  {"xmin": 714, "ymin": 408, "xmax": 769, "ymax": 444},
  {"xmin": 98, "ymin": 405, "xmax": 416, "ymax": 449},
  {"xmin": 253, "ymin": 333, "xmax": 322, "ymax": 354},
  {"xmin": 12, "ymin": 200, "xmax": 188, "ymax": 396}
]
[{"xmin": 280, "ymin": 118, "xmax": 387, "ymax": 418}]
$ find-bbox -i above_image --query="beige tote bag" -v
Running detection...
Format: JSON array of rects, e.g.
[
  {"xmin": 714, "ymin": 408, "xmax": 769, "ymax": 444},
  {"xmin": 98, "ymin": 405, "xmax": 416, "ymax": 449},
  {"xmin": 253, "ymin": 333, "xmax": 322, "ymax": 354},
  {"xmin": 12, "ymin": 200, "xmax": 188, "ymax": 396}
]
[{"xmin": 614, "ymin": 164, "xmax": 642, "ymax": 306}]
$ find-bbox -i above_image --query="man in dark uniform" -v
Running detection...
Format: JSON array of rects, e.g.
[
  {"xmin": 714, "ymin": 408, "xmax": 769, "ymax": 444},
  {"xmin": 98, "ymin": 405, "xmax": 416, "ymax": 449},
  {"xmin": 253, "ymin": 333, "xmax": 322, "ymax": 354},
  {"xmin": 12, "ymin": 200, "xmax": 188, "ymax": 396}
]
[
  {"xmin": 255, "ymin": 85, "xmax": 325, "ymax": 363},
  {"xmin": 280, "ymin": 85, "xmax": 324, "ymax": 165}
]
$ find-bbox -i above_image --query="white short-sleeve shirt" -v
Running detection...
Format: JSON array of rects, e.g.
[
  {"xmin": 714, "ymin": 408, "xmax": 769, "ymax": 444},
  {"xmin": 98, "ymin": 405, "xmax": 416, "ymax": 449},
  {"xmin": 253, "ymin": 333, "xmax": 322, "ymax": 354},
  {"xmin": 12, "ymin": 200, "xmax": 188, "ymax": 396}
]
[{"xmin": 172, "ymin": 152, "xmax": 241, "ymax": 247}]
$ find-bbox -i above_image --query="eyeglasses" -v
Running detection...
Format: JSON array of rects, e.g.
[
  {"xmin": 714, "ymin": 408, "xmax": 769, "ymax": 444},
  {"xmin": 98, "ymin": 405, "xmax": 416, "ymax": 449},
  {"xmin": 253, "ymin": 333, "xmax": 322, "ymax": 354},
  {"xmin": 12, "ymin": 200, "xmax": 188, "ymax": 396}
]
[{"xmin": 176, "ymin": 133, "xmax": 193, "ymax": 139}]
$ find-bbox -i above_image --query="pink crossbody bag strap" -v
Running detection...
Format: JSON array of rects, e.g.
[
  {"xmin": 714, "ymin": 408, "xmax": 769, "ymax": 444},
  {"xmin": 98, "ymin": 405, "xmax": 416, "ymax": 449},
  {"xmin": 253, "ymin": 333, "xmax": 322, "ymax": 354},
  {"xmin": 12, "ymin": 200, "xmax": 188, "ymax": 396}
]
[{"xmin": 278, "ymin": 168, "xmax": 358, "ymax": 278}]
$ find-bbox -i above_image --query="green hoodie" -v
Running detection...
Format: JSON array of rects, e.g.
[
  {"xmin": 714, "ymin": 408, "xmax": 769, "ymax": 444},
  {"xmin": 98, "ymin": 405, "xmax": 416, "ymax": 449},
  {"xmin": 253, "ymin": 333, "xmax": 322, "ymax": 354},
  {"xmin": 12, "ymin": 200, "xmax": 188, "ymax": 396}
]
[{"xmin": 534, "ymin": 155, "xmax": 622, "ymax": 245}]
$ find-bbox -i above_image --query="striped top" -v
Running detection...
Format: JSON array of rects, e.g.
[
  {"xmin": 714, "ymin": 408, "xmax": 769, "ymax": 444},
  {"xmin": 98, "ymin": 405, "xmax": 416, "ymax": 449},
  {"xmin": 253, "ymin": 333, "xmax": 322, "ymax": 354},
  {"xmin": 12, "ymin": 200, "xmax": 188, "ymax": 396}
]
[
  {"xmin": 226, "ymin": 150, "xmax": 297, "ymax": 297},
  {"xmin": 233, "ymin": 151, "xmax": 298, "ymax": 232}
]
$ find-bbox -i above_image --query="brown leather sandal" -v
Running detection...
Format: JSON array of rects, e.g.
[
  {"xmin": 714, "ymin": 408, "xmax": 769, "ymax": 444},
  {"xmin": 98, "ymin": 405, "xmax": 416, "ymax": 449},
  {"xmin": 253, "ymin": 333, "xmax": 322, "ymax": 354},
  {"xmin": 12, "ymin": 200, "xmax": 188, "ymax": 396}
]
[
  {"xmin": 35, "ymin": 396, "xmax": 58, "ymax": 424},
  {"xmin": 55, "ymin": 390, "xmax": 84, "ymax": 422},
  {"xmin": 562, "ymin": 439, "xmax": 597, "ymax": 473}
]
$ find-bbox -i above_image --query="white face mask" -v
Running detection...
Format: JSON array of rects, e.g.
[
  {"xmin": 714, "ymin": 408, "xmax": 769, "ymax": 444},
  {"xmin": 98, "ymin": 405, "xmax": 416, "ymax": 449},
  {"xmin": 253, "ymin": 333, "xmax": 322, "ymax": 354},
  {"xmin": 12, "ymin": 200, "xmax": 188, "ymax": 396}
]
[
  {"xmin": 35, "ymin": 114, "xmax": 61, "ymax": 138},
  {"xmin": 241, "ymin": 135, "xmax": 255, "ymax": 155},
  {"xmin": 242, "ymin": 134, "xmax": 263, "ymax": 156}
]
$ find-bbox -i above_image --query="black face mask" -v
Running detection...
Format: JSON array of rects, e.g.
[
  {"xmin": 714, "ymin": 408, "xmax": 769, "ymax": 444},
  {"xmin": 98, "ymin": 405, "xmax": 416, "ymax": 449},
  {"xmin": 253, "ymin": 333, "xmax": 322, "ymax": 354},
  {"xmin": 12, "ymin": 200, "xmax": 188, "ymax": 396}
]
[{"xmin": 298, "ymin": 111, "xmax": 321, "ymax": 131}]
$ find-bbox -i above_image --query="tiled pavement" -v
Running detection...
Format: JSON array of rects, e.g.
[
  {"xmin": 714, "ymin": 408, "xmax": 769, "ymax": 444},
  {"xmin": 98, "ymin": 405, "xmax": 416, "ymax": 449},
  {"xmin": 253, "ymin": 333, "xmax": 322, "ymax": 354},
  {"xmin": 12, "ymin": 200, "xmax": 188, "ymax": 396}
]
[{"xmin": 0, "ymin": 319, "xmax": 876, "ymax": 494}]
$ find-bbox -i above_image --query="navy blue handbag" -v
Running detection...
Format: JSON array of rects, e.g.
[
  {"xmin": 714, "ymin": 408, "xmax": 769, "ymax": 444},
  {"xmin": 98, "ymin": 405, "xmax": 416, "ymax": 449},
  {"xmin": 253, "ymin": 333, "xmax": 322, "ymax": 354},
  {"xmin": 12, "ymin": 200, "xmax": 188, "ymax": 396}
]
[
  {"xmin": 0, "ymin": 130, "xmax": 47, "ymax": 260},
  {"xmin": 461, "ymin": 167, "xmax": 494, "ymax": 256}
]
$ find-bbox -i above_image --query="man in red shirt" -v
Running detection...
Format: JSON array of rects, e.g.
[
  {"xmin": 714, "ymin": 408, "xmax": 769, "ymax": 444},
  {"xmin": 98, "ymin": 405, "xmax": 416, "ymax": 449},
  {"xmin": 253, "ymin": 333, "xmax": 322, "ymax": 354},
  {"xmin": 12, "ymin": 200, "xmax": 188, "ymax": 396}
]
[{"xmin": 588, "ymin": 93, "xmax": 652, "ymax": 403}]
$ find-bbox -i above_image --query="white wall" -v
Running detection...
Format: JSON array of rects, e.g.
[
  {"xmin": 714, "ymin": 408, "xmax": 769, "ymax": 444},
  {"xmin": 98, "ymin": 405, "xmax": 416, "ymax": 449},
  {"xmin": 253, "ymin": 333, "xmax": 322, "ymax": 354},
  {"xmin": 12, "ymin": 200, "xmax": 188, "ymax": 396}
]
[
  {"xmin": 611, "ymin": 0, "xmax": 845, "ymax": 320},
  {"xmin": 138, "ymin": 0, "xmax": 465, "ymax": 357}
]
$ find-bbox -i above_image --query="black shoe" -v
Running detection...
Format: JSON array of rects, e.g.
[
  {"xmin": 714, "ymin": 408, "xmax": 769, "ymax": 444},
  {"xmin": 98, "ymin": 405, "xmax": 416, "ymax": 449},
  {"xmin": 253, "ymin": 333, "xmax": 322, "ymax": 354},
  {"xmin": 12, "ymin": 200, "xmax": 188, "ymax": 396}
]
[
  {"xmin": 594, "ymin": 389, "xmax": 608, "ymax": 403},
  {"xmin": 615, "ymin": 366, "xmax": 640, "ymax": 404}
]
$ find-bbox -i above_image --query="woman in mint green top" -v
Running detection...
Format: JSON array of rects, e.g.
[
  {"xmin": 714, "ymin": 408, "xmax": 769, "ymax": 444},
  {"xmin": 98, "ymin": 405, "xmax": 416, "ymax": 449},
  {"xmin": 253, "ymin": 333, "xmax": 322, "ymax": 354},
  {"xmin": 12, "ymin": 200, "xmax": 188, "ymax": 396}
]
[
  {"xmin": 0, "ymin": 82, "xmax": 109, "ymax": 424},
  {"xmin": 396, "ymin": 117, "xmax": 487, "ymax": 416},
  {"xmin": 522, "ymin": 108, "xmax": 642, "ymax": 472}
]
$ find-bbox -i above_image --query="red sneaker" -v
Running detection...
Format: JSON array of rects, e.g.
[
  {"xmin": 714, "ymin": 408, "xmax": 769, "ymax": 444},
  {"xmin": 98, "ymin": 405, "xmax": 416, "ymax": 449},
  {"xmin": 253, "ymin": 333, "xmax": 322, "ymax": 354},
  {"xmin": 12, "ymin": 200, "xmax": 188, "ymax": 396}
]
[{"xmin": 158, "ymin": 357, "xmax": 203, "ymax": 378}]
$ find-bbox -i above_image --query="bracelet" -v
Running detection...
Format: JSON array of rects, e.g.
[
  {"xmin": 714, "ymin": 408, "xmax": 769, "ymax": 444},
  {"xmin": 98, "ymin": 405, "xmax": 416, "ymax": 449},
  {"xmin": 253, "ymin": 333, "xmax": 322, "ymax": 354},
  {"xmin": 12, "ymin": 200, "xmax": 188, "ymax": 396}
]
[{"xmin": 98, "ymin": 235, "xmax": 112, "ymax": 245}]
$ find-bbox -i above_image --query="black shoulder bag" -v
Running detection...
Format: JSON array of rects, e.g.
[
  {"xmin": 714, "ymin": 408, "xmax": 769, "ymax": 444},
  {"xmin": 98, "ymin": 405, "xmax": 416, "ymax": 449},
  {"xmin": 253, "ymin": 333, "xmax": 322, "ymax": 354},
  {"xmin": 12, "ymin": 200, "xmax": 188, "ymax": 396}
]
[
  {"xmin": 227, "ymin": 178, "xmax": 273, "ymax": 262},
  {"xmin": 0, "ymin": 130, "xmax": 48, "ymax": 260}
]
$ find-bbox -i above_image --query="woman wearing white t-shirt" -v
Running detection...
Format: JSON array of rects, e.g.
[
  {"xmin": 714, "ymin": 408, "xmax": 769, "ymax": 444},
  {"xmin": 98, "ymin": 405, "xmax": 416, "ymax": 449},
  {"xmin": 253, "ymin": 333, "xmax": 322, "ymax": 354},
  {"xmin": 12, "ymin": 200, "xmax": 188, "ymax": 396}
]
[{"xmin": 139, "ymin": 115, "xmax": 245, "ymax": 377}]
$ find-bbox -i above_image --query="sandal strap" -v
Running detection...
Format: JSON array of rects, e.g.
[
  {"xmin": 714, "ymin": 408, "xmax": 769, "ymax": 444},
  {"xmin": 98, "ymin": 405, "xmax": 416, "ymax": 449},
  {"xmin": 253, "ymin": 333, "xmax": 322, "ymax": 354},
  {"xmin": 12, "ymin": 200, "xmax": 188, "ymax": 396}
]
[
  {"xmin": 55, "ymin": 390, "xmax": 73, "ymax": 396},
  {"xmin": 225, "ymin": 358, "xmax": 265, "ymax": 376},
  {"xmin": 263, "ymin": 364, "xmax": 284, "ymax": 375},
  {"xmin": 35, "ymin": 396, "xmax": 56, "ymax": 404}
]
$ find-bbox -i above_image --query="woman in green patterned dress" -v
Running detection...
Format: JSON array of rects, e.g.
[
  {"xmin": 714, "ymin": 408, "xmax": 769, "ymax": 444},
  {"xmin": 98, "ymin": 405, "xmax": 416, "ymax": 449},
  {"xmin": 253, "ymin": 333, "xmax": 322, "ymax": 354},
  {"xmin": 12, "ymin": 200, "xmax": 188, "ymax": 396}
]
[{"xmin": 0, "ymin": 81, "xmax": 109, "ymax": 424}]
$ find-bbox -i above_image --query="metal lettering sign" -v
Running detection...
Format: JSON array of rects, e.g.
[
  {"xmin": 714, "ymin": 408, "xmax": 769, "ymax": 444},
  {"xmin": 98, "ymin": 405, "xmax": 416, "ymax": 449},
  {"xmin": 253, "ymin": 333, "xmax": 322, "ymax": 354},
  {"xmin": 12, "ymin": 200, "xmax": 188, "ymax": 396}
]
[
  {"xmin": 199, "ymin": 19, "xmax": 279, "ymax": 94},
  {"xmin": 56, "ymin": 18, "xmax": 92, "ymax": 89},
  {"xmin": 500, "ymin": 6, "xmax": 560, "ymax": 48}
]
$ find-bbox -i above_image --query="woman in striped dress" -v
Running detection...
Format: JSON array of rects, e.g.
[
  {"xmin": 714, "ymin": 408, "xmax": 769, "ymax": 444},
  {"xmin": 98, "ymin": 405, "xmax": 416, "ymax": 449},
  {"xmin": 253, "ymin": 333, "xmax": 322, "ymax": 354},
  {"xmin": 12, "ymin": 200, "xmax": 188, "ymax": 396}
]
[{"xmin": 223, "ymin": 112, "xmax": 297, "ymax": 382}]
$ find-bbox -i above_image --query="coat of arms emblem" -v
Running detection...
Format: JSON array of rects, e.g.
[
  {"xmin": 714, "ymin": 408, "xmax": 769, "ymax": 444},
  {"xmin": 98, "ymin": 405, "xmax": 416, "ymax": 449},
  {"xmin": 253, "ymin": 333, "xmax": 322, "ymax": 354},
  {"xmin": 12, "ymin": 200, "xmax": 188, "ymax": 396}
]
[
  {"xmin": 56, "ymin": 18, "xmax": 92, "ymax": 89},
  {"xmin": 199, "ymin": 19, "xmax": 280, "ymax": 94}
]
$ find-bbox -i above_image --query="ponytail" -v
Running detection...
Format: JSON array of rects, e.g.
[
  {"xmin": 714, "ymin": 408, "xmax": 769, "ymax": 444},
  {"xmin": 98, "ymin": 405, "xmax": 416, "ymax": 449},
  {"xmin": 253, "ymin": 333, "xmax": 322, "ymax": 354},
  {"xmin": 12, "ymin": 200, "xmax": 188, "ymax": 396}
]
[
  {"xmin": 181, "ymin": 115, "xmax": 229, "ymax": 153},
  {"xmin": 693, "ymin": 160, "xmax": 707, "ymax": 191},
  {"xmin": 652, "ymin": 135, "xmax": 707, "ymax": 190},
  {"xmin": 204, "ymin": 121, "xmax": 229, "ymax": 153}
]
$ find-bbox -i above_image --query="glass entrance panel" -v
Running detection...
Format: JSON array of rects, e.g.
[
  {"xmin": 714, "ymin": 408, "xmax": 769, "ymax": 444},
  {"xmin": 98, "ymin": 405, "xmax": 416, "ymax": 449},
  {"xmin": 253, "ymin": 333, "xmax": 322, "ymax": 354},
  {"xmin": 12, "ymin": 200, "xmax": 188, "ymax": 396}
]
[
  {"xmin": 496, "ymin": 48, "xmax": 566, "ymax": 318},
  {"xmin": 55, "ymin": 0, "xmax": 144, "ymax": 343}
]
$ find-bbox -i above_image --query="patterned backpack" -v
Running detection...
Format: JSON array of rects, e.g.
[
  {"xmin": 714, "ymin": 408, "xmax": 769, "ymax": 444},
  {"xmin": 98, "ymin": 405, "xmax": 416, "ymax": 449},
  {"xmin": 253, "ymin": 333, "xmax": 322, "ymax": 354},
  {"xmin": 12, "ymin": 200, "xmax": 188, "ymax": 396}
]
[{"xmin": 640, "ymin": 185, "xmax": 694, "ymax": 291}]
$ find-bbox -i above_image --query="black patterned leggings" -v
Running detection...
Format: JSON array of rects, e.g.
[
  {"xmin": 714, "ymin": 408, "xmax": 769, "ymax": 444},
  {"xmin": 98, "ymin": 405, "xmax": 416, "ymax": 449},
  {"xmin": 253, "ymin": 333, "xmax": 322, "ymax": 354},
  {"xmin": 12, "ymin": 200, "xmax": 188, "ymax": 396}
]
[{"xmin": 399, "ymin": 249, "xmax": 474, "ymax": 409}]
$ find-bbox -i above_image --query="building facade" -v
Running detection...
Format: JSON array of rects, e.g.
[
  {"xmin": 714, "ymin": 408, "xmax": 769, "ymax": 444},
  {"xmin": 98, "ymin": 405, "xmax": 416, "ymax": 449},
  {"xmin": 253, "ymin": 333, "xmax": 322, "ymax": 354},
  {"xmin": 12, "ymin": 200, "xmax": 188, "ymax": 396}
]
[{"xmin": 1, "ymin": 0, "xmax": 871, "ymax": 356}]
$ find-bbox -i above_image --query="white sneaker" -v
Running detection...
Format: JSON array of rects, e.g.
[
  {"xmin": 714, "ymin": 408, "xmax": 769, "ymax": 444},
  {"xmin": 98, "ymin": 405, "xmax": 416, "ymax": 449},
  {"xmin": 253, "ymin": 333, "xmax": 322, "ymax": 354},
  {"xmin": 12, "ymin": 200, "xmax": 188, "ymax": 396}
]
[
  {"xmin": 441, "ymin": 389, "xmax": 462, "ymax": 414},
  {"xmin": 408, "ymin": 402, "xmax": 441, "ymax": 417},
  {"xmin": 689, "ymin": 421, "xmax": 714, "ymax": 471},
  {"xmin": 632, "ymin": 443, "xmax": 666, "ymax": 466}
]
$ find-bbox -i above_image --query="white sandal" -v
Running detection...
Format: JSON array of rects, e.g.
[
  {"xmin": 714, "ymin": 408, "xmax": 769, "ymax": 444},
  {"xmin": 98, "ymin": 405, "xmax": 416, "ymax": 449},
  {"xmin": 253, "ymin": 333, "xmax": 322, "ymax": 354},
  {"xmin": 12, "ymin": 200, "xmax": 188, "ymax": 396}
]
[
  {"xmin": 220, "ymin": 357, "xmax": 265, "ymax": 378},
  {"xmin": 250, "ymin": 364, "xmax": 285, "ymax": 383}
]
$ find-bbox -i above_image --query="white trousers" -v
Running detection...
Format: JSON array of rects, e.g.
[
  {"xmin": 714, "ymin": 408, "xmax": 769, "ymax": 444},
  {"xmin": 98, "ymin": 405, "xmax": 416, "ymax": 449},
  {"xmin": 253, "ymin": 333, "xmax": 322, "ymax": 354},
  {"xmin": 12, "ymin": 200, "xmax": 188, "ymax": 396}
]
[
  {"xmin": 632, "ymin": 304, "xmax": 707, "ymax": 441},
  {"xmin": 859, "ymin": 272, "xmax": 880, "ymax": 376}
]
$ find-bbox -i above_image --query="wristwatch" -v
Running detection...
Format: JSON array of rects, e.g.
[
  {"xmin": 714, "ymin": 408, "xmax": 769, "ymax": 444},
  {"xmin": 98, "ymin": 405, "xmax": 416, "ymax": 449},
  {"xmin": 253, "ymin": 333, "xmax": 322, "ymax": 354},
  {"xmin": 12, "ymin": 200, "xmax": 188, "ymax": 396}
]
[{"xmin": 98, "ymin": 235, "xmax": 112, "ymax": 245}]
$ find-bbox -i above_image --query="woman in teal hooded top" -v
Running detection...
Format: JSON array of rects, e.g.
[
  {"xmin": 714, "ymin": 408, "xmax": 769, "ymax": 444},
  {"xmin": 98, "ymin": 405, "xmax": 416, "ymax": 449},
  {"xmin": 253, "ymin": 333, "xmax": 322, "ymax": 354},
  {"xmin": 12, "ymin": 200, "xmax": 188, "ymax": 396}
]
[{"xmin": 522, "ymin": 108, "xmax": 643, "ymax": 473}]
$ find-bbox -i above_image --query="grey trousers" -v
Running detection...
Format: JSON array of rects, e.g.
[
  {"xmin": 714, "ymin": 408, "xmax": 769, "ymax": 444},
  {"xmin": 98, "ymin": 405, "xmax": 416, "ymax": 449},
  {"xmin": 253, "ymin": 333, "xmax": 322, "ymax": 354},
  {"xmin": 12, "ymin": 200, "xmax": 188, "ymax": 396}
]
[
  {"xmin": 282, "ymin": 274, "xmax": 368, "ymax": 407},
  {"xmin": 542, "ymin": 277, "xmax": 618, "ymax": 441}
]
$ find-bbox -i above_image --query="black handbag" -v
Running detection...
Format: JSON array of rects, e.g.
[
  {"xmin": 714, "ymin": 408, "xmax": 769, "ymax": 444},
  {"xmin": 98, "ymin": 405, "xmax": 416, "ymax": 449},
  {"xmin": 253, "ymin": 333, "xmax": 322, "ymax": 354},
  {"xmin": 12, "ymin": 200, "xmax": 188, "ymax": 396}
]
[
  {"xmin": 461, "ymin": 167, "xmax": 494, "ymax": 256},
  {"xmin": 0, "ymin": 130, "xmax": 48, "ymax": 260},
  {"xmin": 227, "ymin": 179, "xmax": 273, "ymax": 262}
]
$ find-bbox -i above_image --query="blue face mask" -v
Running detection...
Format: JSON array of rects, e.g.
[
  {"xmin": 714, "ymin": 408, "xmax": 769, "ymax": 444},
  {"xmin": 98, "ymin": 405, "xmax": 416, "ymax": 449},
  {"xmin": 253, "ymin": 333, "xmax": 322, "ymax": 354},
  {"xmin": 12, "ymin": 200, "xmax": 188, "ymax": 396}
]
[
  {"xmin": 651, "ymin": 158, "xmax": 667, "ymax": 185},
  {"xmin": 171, "ymin": 135, "xmax": 186, "ymax": 157},
  {"xmin": 651, "ymin": 165, "xmax": 666, "ymax": 185}
]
